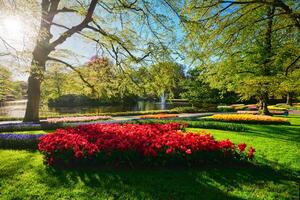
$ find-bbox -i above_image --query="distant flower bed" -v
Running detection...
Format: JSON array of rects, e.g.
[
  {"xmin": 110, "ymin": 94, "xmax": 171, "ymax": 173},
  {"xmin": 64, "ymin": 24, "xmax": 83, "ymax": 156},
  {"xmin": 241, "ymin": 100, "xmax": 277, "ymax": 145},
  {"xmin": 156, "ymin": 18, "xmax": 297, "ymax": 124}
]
[
  {"xmin": 246, "ymin": 104, "xmax": 258, "ymax": 110},
  {"xmin": 268, "ymin": 105, "xmax": 287, "ymax": 111},
  {"xmin": 47, "ymin": 116, "xmax": 111, "ymax": 123},
  {"xmin": 237, "ymin": 110, "xmax": 287, "ymax": 115},
  {"xmin": 0, "ymin": 134, "xmax": 43, "ymax": 149},
  {"xmin": 139, "ymin": 114, "xmax": 178, "ymax": 119},
  {"xmin": 212, "ymin": 114, "xmax": 290, "ymax": 125},
  {"xmin": 38, "ymin": 123, "xmax": 255, "ymax": 167}
]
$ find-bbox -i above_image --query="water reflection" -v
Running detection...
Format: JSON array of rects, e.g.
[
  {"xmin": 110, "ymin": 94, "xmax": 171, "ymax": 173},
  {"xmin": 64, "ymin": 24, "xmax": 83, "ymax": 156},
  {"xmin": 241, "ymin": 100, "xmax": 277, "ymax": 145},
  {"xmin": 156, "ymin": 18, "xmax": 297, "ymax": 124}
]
[{"xmin": 0, "ymin": 100, "xmax": 190, "ymax": 118}]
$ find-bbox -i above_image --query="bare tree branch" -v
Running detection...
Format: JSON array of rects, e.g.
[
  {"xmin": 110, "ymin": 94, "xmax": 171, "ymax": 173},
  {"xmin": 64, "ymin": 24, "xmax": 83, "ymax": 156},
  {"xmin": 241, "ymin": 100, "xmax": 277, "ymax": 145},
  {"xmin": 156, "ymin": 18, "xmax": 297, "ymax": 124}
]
[{"xmin": 49, "ymin": 0, "xmax": 98, "ymax": 50}]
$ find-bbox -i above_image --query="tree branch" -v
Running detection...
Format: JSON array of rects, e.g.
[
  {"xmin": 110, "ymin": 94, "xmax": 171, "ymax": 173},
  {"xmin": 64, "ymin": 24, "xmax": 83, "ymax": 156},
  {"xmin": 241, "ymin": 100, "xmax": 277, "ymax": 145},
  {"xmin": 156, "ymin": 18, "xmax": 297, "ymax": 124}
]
[
  {"xmin": 285, "ymin": 55, "xmax": 300, "ymax": 75},
  {"xmin": 49, "ymin": 0, "xmax": 98, "ymax": 50},
  {"xmin": 47, "ymin": 56, "xmax": 96, "ymax": 93}
]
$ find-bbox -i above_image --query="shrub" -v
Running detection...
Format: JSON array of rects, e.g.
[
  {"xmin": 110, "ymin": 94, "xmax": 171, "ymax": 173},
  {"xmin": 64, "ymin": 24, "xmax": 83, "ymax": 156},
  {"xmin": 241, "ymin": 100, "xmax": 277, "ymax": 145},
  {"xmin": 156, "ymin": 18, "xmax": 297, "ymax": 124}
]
[
  {"xmin": 38, "ymin": 123, "xmax": 255, "ymax": 167},
  {"xmin": 212, "ymin": 114, "xmax": 290, "ymax": 125},
  {"xmin": 231, "ymin": 104, "xmax": 248, "ymax": 110},
  {"xmin": 0, "ymin": 134, "xmax": 43, "ymax": 149},
  {"xmin": 133, "ymin": 119, "xmax": 247, "ymax": 132},
  {"xmin": 170, "ymin": 106, "xmax": 200, "ymax": 113},
  {"xmin": 217, "ymin": 105, "xmax": 235, "ymax": 112}
]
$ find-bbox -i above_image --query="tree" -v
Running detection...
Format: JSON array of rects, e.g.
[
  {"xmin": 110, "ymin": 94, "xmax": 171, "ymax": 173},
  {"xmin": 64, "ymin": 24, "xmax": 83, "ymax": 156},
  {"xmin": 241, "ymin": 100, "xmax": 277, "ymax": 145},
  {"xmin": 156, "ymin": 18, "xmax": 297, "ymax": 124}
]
[
  {"xmin": 180, "ymin": 68, "xmax": 237, "ymax": 106},
  {"xmin": 1, "ymin": 0, "xmax": 178, "ymax": 122},
  {"xmin": 278, "ymin": 69, "xmax": 300, "ymax": 105},
  {"xmin": 143, "ymin": 62, "xmax": 186, "ymax": 100},
  {"xmin": 181, "ymin": 0, "xmax": 300, "ymax": 114},
  {"xmin": 0, "ymin": 66, "xmax": 13, "ymax": 101}
]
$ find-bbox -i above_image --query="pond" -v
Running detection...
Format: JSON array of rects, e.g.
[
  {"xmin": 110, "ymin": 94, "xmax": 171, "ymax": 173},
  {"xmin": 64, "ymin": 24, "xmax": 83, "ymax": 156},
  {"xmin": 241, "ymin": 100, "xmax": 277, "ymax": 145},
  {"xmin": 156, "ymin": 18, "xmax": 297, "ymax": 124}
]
[{"xmin": 0, "ymin": 100, "xmax": 190, "ymax": 118}]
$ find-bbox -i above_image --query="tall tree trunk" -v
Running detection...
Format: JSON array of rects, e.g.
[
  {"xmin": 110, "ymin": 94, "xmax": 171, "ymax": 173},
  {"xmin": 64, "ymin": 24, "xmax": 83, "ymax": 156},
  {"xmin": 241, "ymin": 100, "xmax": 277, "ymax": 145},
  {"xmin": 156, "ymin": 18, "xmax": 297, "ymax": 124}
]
[
  {"xmin": 260, "ymin": 92, "xmax": 271, "ymax": 115},
  {"xmin": 23, "ymin": 56, "xmax": 48, "ymax": 122},
  {"xmin": 23, "ymin": 0, "xmax": 98, "ymax": 122},
  {"xmin": 23, "ymin": 76, "xmax": 41, "ymax": 122},
  {"xmin": 23, "ymin": 0, "xmax": 57, "ymax": 122}
]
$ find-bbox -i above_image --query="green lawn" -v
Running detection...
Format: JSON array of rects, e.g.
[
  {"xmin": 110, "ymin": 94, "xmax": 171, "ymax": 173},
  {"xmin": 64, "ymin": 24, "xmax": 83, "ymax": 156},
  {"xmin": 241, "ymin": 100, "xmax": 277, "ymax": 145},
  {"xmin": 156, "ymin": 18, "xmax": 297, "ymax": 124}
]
[{"xmin": 0, "ymin": 116, "xmax": 299, "ymax": 200}]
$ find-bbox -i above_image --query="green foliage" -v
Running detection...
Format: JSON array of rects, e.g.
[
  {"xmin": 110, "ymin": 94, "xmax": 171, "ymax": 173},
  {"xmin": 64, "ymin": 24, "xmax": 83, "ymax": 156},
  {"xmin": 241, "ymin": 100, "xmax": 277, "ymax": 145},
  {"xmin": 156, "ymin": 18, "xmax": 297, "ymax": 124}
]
[
  {"xmin": 0, "ymin": 66, "xmax": 25, "ymax": 101},
  {"xmin": 217, "ymin": 106, "xmax": 235, "ymax": 112},
  {"xmin": 42, "ymin": 57, "xmax": 139, "ymax": 104},
  {"xmin": 181, "ymin": 1, "xmax": 300, "ymax": 110},
  {"xmin": 170, "ymin": 106, "xmax": 200, "ymax": 113},
  {"xmin": 181, "ymin": 69, "xmax": 238, "ymax": 105},
  {"xmin": 137, "ymin": 62, "xmax": 186, "ymax": 99},
  {"xmin": 0, "ymin": 66, "xmax": 14, "ymax": 101},
  {"xmin": 132, "ymin": 119, "xmax": 246, "ymax": 132}
]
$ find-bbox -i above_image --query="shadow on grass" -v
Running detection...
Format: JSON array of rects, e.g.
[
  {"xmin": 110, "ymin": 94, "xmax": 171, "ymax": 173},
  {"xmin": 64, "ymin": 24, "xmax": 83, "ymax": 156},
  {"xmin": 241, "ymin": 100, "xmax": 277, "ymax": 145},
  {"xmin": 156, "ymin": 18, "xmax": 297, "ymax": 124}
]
[
  {"xmin": 31, "ymin": 161, "xmax": 299, "ymax": 200},
  {"xmin": 246, "ymin": 124, "xmax": 300, "ymax": 143}
]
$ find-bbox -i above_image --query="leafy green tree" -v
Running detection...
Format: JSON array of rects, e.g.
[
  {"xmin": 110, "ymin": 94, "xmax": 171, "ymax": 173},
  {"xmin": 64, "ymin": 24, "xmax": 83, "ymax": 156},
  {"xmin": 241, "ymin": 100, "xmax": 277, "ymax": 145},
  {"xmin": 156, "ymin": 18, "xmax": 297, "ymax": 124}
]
[
  {"xmin": 144, "ymin": 62, "xmax": 186, "ymax": 100},
  {"xmin": 0, "ymin": 0, "xmax": 178, "ymax": 122},
  {"xmin": 278, "ymin": 69, "xmax": 300, "ymax": 105},
  {"xmin": 181, "ymin": 68, "xmax": 237, "ymax": 106},
  {"xmin": 181, "ymin": 1, "xmax": 300, "ymax": 114},
  {"xmin": 0, "ymin": 66, "xmax": 13, "ymax": 101}
]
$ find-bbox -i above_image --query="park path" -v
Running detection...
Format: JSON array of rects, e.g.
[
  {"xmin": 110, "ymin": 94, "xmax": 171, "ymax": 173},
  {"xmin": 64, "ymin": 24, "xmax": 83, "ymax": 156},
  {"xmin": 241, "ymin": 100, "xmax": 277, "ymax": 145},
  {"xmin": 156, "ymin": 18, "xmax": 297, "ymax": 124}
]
[{"xmin": 0, "ymin": 112, "xmax": 214, "ymax": 127}]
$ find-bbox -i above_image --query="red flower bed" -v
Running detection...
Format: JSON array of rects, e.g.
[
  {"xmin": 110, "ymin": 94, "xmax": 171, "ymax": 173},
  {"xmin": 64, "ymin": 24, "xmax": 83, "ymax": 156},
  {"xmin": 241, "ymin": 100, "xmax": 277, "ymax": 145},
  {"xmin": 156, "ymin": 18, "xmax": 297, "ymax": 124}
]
[{"xmin": 38, "ymin": 123, "xmax": 255, "ymax": 166}]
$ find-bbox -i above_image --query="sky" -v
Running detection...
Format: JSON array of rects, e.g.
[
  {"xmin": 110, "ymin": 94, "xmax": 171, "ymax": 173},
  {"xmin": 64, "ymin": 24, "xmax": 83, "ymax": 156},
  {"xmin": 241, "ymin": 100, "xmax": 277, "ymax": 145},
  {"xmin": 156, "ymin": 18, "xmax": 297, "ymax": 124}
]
[{"xmin": 0, "ymin": 1, "xmax": 185, "ymax": 81}]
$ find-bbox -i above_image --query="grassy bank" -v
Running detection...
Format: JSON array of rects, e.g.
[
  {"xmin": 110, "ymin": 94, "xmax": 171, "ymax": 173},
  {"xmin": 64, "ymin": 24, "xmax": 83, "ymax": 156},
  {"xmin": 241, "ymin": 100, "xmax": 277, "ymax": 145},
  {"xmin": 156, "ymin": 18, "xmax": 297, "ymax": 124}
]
[{"xmin": 0, "ymin": 116, "xmax": 299, "ymax": 199}]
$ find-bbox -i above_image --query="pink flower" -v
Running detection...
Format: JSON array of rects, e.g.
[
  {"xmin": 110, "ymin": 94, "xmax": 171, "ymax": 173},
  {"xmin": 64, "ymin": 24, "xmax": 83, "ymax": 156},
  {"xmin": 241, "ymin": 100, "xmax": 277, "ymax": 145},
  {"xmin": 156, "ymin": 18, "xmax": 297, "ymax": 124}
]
[
  {"xmin": 185, "ymin": 149, "xmax": 192, "ymax": 155},
  {"xmin": 166, "ymin": 148, "xmax": 174, "ymax": 154}
]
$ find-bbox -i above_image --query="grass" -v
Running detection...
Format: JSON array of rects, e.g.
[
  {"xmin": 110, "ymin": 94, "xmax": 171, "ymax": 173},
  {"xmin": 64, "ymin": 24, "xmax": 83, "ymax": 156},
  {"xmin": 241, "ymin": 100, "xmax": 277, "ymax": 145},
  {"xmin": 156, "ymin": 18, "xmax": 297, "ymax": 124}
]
[{"xmin": 0, "ymin": 116, "xmax": 299, "ymax": 199}]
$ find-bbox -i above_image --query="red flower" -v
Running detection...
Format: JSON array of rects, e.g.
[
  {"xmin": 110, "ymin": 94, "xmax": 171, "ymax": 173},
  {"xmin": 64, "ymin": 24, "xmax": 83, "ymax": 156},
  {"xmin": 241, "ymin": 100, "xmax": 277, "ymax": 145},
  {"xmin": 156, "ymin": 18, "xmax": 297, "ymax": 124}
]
[
  {"xmin": 238, "ymin": 143, "xmax": 247, "ymax": 152},
  {"xmin": 185, "ymin": 149, "xmax": 192, "ymax": 155},
  {"xmin": 38, "ymin": 123, "xmax": 255, "ymax": 166},
  {"xmin": 166, "ymin": 148, "xmax": 174, "ymax": 154},
  {"xmin": 248, "ymin": 147, "xmax": 255, "ymax": 159},
  {"xmin": 75, "ymin": 151, "xmax": 84, "ymax": 158}
]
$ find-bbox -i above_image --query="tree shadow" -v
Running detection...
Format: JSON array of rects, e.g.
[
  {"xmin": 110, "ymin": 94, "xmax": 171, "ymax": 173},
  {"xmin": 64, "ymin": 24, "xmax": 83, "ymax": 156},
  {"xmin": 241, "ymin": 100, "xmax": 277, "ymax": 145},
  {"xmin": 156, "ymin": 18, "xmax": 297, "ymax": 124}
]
[
  {"xmin": 246, "ymin": 124, "xmax": 300, "ymax": 143},
  {"xmin": 32, "ymin": 162, "xmax": 299, "ymax": 200}
]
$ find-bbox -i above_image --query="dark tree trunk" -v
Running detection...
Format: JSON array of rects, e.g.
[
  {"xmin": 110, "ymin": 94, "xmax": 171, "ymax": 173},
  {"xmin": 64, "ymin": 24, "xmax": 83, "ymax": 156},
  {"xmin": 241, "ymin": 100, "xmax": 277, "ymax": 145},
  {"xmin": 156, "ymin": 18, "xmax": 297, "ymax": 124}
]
[
  {"xmin": 23, "ymin": 76, "xmax": 41, "ymax": 122},
  {"xmin": 23, "ymin": 0, "xmax": 98, "ymax": 122},
  {"xmin": 23, "ymin": 55, "xmax": 48, "ymax": 122},
  {"xmin": 259, "ymin": 93, "xmax": 271, "ymax": 115}
]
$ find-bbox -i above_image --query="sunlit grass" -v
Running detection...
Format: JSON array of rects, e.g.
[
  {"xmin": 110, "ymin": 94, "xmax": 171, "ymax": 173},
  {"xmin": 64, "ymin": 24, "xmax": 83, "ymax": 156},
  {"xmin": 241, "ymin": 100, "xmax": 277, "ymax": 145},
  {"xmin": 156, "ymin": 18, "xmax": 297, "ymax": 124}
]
[{"xmin": 0, "ymin": 116, "xmax": 299, "ymax": 199}]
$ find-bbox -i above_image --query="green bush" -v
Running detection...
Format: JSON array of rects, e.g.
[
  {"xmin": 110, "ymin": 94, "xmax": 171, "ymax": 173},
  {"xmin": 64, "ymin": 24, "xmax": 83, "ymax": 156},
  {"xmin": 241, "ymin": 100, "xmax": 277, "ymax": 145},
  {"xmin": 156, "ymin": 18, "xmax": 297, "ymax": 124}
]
[
  {"xmin": 132, "ymin": 119, "xmax": 246, "ymax": 132},
  {"xmin": 170, "ymin": 106, "xmax": 200, "ymax": 113},
  {"xmin": 217, "ymin": 105, "xmax": 235, "ymax": 112}
]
